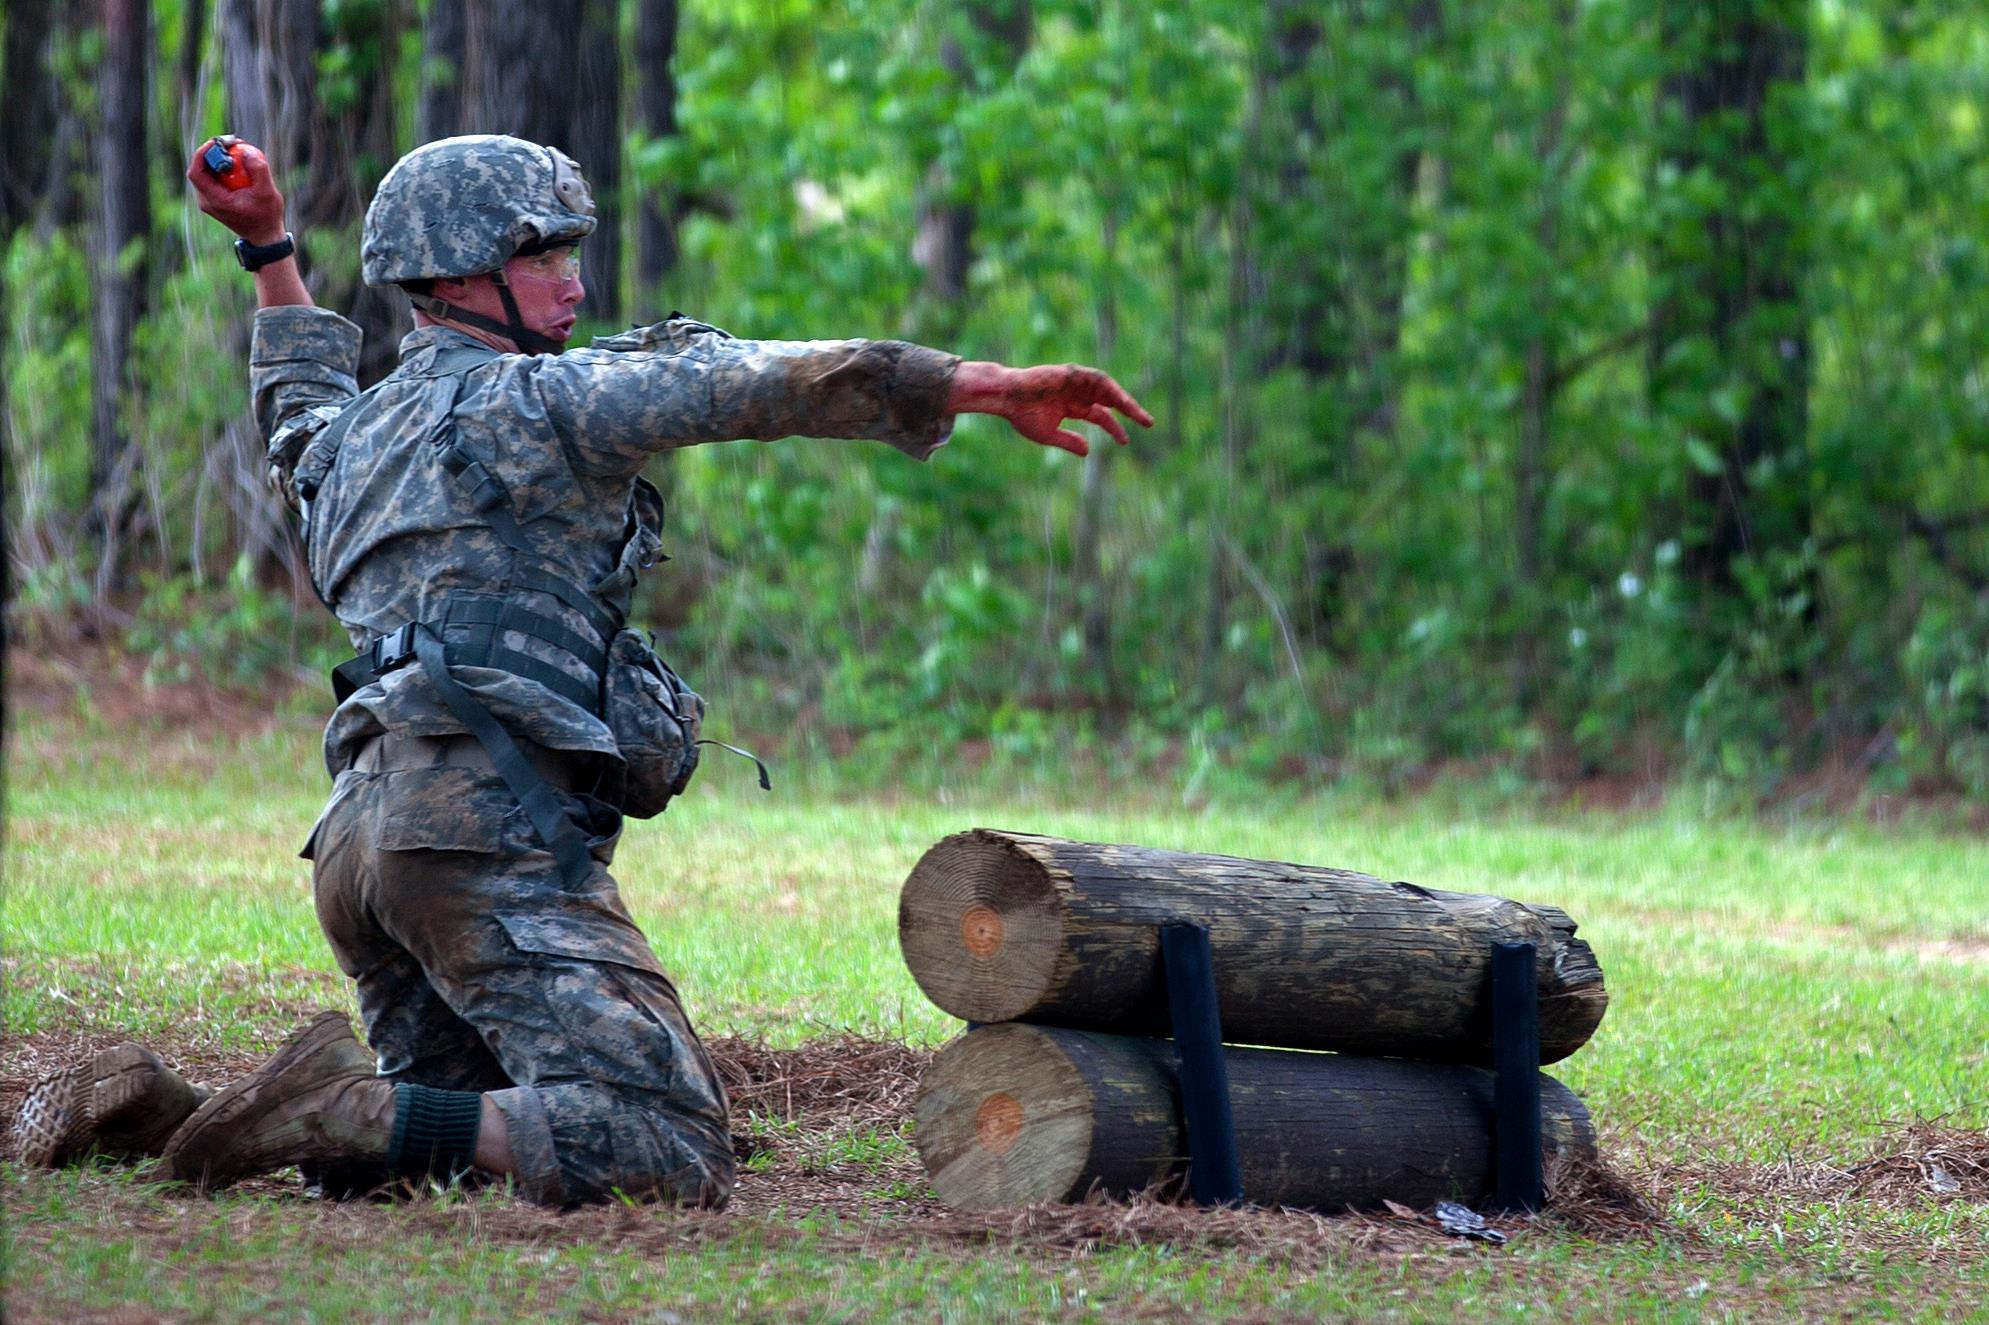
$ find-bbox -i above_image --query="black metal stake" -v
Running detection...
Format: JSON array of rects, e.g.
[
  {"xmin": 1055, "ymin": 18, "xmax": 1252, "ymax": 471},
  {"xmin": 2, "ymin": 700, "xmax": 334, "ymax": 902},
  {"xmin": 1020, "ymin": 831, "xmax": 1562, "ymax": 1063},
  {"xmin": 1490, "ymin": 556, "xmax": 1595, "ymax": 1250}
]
[
  {"xmin": 1491, "ymin": 939, "xmax": 1544, "ymax": 1213},
  {"xmin": 1160, "ymin": 923, "xmax": 1244, "ymax": 1206}
]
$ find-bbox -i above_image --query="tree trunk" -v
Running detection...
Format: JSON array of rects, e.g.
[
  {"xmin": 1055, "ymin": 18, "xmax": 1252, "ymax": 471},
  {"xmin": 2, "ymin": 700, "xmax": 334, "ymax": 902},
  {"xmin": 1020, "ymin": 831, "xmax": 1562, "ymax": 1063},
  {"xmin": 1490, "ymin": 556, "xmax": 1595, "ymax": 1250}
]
[
  {"xmin": 1651, "ymin": 0, "xmax": 1811, "ymax": 597},
  {"xmin": 218, "ymin": 0, "xmax": 311, "ymax": 188},
  {"xmin": 909, "ymin": 0, "xmax": 1031, "ymax": 342},
  {"xmin": 86, "ymin": 0, "xmax": 152, "ymax": 593},
  {"xmin": 898, "ymin": 830, "xmax": 1608, "ymax": 1064},
  {"xmin": 306, "ymin": 1, "xmax": 408, "ymax": 386},
  {"xmin": 462, "ymin": 0, "xmax": 584, "ymax": 148},
  {"xmin": 915, "ymin": 1024, "xmax": 1597, "ymax": 1211},
  {"xmin": 417, "ymin": 0, "xmax": 465, "ymax": 143},
  {"xmin": 574, "ymin": 0, "xmax": 622, "ymax": 323},
  {"xmin": 1070, "ymin": 209, "xmax": 1118, "ymax": 710},
  {"xmin": 1512, "ymin": 0, "xmax": 1576, "ymax": 703},
  {"xmin": 1, "ymin": 0, "xmax": 59, "ymax": 235},
  {"xmin": 632, "ymin": 0, "xmax": 680, "ymax": 295}
]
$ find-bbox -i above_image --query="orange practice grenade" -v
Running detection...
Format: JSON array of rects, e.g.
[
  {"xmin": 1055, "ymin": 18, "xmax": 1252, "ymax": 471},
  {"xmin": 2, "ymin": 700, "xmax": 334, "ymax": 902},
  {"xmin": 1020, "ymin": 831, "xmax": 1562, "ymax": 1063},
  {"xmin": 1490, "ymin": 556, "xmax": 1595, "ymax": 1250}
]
[{"xmin": 201, "ymin": 140, "xmax": 251, "ymax": 191}]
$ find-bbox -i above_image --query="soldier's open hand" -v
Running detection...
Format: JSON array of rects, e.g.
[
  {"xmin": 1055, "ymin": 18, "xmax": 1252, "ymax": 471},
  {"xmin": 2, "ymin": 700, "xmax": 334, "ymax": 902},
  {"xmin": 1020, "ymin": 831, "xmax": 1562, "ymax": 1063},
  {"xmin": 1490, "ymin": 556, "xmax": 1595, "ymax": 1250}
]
[
  {"xmin": 948, "ymin": 362, "xmax": 1154, "ymax": 457},
  {"xmin": 186, "ymin": 136, "xmax": 288, "ymax": 246}
]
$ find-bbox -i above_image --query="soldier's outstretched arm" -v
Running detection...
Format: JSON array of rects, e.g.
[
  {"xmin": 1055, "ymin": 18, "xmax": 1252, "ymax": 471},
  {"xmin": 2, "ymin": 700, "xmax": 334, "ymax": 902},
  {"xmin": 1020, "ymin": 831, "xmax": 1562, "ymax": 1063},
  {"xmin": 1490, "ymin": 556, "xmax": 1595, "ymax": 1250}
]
[{"xmin": 541, "ymin": 327, "xmax": 1151, "ymax": 472}]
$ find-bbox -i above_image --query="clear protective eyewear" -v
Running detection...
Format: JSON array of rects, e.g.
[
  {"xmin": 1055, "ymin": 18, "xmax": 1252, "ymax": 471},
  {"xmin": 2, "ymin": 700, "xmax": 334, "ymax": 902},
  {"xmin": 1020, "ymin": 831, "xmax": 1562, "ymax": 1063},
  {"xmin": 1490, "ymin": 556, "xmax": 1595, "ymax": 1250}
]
[{"xmin": 513, "ymin": 244, "xmax": 583, "ymax": 283}]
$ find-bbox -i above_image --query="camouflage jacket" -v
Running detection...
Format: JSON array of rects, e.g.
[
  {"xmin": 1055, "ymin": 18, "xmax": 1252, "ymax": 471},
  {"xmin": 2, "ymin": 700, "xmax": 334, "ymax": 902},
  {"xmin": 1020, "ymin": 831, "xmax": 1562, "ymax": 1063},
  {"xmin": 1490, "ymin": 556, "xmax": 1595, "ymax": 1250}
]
[{"xmin": 250, "ymin": 305, "xmax": 959, "ymax": 773}]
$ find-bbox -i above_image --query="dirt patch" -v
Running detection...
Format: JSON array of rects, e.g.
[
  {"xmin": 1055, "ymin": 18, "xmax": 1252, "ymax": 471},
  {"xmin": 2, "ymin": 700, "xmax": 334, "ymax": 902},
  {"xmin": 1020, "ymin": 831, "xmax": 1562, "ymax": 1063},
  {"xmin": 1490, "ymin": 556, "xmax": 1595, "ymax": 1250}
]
[
  {"xmin": 708, "ymin": 1033, "xmax": 926, "ymax": 1132},
  {"xmin": 1654, "ymin": 1123, "xmax": 1989, "ymax": 1206},
  {"xmin": 5, "ymin": 639, "xmax": 318, "ymax": 743},
  {"xmin": 5, "ymin": 1024, "xmax": 1981, "ymax": 1263}
]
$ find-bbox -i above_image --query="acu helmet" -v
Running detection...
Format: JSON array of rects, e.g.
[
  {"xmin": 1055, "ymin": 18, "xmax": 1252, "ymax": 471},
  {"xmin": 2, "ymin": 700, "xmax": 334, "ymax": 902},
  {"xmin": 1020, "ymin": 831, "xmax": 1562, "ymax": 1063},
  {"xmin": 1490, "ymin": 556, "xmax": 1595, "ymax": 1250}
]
[{"xmin": 362, "ymin": 134, "xmax": 596, "ymax": 354}]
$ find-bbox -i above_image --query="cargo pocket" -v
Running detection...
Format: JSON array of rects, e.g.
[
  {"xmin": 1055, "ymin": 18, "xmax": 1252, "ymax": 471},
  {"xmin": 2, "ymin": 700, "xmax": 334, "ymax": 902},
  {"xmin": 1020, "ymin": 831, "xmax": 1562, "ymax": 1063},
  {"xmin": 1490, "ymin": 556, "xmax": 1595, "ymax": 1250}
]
[
  {"xmin": 372, "ymin": 766, "xmax": 518, "ymax": 854},
  {"xmin": 491, "ymin": 898, "xmax": 670, "ymax": 978}
]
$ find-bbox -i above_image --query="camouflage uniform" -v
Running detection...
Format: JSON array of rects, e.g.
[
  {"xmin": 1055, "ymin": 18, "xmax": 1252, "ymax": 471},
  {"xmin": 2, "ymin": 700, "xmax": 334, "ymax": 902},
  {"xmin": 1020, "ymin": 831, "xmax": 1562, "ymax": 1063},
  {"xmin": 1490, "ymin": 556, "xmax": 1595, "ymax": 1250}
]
[{"xmin": 256, "ymin": 300, "xmax": 958, "ymax": 1205}]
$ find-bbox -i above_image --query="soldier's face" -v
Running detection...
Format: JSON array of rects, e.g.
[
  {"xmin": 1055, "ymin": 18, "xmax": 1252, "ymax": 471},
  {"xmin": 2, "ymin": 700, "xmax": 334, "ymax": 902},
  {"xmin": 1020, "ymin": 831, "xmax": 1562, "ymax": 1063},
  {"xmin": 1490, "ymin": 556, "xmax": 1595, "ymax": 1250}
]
[
  {"xmin": 499, "ymin": 249, "xmax": 586, "ymax": 346},
  {"xmin": 435, "ymin": 249, "xmax": 585, "ymax": 349}
]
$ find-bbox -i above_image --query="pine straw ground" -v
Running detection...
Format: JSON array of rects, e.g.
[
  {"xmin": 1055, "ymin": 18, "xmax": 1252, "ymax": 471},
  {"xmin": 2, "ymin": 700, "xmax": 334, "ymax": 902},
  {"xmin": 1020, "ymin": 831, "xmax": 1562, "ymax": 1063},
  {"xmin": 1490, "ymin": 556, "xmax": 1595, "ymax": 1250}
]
[{"xmin": 5, "ymin": 1025, "xmax": 1984, "ymax": 1269}]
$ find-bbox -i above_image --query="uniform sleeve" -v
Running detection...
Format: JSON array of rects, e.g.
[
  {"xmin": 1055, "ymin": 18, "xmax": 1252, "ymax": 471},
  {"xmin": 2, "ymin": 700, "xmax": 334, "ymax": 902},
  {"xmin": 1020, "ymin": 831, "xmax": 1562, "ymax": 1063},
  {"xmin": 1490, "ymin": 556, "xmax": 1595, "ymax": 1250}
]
[
  {"xmin": 535, "ymin": 321, "xmax": 960, "ymax": 473},
  {"xmin": 250, "ymin": 305, "xmax": 364, "ymax": 502}
]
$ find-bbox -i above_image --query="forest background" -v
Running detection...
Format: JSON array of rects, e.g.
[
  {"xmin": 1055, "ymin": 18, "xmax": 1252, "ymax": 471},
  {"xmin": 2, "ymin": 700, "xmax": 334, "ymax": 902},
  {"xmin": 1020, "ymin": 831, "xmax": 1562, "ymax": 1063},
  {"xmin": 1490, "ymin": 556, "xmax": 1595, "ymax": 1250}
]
[{"xmin": 5, "ymin": 0, "xmax": 1987, "ymax": 803}]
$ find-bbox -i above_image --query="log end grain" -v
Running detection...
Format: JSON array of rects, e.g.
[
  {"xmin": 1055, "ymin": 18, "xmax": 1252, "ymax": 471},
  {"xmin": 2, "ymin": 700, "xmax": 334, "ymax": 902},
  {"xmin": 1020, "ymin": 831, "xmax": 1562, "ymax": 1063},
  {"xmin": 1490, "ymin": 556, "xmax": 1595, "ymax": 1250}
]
[
  {"xmin": 899, "ymin": 830, "xmax": 1068, "ymax": 1024},
  {"xmin": 913, "ymin": 1023, "xmax": 1098, "ymax": 1208}
]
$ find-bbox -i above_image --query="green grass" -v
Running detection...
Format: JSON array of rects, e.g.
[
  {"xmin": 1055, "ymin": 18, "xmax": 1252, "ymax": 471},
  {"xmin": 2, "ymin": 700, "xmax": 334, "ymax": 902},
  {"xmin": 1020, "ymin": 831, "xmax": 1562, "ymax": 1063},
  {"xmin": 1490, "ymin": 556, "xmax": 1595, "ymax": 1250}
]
[{"xmin": 6, "ymin": 706, "xmax": 1989, "ymax": 1322}]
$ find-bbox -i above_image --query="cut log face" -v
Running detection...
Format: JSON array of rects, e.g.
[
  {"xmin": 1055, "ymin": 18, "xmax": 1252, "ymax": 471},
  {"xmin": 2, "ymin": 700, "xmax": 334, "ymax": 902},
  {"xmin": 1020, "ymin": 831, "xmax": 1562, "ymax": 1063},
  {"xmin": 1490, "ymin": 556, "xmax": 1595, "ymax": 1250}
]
[
  {"xmin": 898, "ymin": 830, "xmax": 1608, "ymax": 1064},
  {"xmin": 915, "ymin": 1024, "xmax": 1597, "ymax": 1212}
]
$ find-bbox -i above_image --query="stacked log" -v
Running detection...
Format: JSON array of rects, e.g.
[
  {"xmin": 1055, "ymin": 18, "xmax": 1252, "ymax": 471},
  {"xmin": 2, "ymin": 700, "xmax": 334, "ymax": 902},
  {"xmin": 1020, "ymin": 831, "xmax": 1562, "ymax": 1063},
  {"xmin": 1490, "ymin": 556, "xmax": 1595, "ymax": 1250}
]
[
  {"xmin": 916, "ymin": 1023, "xmax": 1597, "ymax": 1210},
  {"xmin": 899, "ymin": 830, "xmax": 1609, "ymax": 1212},
  {"xmin": 898, "ymin": 829, "xmax": 1607, "ymax": 1063}
]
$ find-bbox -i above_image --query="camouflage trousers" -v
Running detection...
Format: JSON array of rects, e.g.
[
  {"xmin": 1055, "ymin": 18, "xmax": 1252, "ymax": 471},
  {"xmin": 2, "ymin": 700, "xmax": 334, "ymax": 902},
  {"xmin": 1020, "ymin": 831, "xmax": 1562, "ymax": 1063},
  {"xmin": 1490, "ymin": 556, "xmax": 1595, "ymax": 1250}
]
[{"xmin": 306, "ymin": 732, "xmax": 734, "ymax": 1207}]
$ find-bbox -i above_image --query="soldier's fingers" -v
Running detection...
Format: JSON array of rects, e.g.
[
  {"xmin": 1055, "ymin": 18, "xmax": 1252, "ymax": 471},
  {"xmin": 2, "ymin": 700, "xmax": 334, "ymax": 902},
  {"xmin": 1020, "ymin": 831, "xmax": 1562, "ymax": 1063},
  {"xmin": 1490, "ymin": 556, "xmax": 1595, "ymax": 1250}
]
[
  {"xmin": 1024, "ymin": 420, "xmax": 1088, "ymax": 456},
  {"xmin": 1084, "ymin": 403, "xmax": 1130, "ymax": 447},
  {"xmin": 1102, "ymin": 377, "xmax": 1154, "ymax": 428}
]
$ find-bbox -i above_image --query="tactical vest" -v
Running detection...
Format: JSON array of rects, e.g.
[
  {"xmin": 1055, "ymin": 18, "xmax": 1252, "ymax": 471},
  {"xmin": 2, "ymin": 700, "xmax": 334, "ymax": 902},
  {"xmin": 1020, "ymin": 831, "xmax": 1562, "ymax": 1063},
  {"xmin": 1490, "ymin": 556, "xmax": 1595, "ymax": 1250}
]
[{"xmin": 302, "ymin": 343, "xmax": 701, "ymax": 887}]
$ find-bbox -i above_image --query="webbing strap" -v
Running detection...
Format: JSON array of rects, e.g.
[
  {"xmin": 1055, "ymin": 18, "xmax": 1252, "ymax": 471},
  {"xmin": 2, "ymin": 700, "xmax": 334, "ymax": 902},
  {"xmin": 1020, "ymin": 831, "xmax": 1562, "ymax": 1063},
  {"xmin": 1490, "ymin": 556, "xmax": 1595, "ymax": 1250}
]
[
  {"xmin": 443, "ymin": 596, "xmax": 608, "ymax": 674},
  {"xmin": 432, "ymin": 443, "xmax": 622, "ymax": 645},
  {"xmin": 475, "ymin": 642, "xmax": 600, "ymax": 712},
  {"xmin": 410, "ymin": 623, "xmax": 597, "ymax": 888}
]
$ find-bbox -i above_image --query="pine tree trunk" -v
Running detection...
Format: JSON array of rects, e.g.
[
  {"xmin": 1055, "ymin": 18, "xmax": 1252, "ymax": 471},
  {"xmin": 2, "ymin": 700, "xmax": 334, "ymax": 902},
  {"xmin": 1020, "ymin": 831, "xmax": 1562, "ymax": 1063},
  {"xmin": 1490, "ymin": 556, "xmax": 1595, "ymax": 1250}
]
[
  {"xmin": 574, "ymin": 0, "xmax": 622, "ymax": 323},
  {"xmin": 417, "ymin": 0, "xmax": 465, "ymax": 143},
  {"xmin": 632, "ymin": 0, "xmax": 680, "ymax": 295},
  {"xmin": 1, "ymin": 0, "xmax": 59, "ymax": 234},
  {"xmin": 909, "ymin": 0, "xmax": 1030, "ymax": 342},
  {"xmin": 463, "ymin": 0, "xmax": 584, "ymax": 149},
  {"xmin": 1652, "ymin": 0, "xmax": 1811, "ymax": 596},
  {"xmin": 86, "ymin": 0, "xmax": 152, "ymax": 593}
]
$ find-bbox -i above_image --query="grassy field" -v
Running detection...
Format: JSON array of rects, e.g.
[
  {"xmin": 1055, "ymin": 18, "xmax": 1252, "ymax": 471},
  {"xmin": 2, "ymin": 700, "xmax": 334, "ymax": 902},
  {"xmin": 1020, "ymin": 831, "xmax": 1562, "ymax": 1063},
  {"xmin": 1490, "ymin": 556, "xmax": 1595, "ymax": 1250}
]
[{"xmin": 5, "ymin": 696, "xmax": 1988, "ymax": 1323}]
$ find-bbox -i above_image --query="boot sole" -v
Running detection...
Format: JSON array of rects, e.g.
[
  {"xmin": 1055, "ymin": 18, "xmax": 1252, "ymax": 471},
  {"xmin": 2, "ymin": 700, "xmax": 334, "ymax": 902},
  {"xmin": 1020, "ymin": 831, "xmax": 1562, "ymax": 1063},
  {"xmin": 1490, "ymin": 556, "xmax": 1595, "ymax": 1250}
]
[
  {"xmin": 161, "ymin": 1010, "xmax": 365, "ymax": 1191},
  {"xmin": 13, "ymin": 1044, "xmax": 175, "ymax": 1167}
]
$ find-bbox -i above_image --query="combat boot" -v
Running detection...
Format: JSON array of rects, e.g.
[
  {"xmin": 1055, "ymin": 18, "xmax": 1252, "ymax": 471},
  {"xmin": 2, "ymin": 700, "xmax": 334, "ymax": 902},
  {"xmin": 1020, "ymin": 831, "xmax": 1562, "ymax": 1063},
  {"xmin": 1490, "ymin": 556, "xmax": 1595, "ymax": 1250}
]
[
  {"xmin": 12, "ymin": 1044, "xmax": 209, "ymax": 1167},
  {"xmin": 161, "ymin": 1010, "xmax": 398, "ymax": 1191}
]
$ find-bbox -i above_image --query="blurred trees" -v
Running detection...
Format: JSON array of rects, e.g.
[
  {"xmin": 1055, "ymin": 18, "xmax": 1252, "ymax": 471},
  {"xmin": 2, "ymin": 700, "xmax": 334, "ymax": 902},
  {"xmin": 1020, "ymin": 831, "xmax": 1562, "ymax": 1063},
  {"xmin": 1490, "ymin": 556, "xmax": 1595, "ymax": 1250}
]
[{"xmin": 4, "ymin": 0, "xmax": 1987, "ymax": 795}]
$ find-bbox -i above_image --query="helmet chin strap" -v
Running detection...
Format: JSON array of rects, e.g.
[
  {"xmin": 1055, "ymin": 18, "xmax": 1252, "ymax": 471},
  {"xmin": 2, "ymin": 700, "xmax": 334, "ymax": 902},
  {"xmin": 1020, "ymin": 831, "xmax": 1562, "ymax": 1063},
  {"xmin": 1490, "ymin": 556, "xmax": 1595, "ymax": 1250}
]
[{"xmin": 409, "ymin": 269, "xmax": 563, "ymax": 355}]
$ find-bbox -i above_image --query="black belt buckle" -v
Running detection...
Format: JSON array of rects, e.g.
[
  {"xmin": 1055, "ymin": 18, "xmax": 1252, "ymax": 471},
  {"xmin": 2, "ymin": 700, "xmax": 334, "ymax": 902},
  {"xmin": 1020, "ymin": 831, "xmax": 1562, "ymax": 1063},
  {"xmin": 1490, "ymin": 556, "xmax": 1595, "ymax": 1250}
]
[{"xmin": 370, "ymin": 623, "xmax": 419, "ymax": 675}]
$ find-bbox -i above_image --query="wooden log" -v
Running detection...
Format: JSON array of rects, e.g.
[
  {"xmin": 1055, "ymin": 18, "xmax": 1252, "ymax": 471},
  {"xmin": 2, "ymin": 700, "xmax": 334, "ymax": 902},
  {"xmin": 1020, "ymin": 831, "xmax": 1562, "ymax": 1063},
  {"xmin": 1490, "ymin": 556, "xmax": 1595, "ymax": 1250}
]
[
  {"xmin": 898, "ymin": 829, "xmax": 1607, "ymax": 1064},
  {"xmin": 914, "ymin": 1023, "xmax": 1597, "ymax": 1211}
]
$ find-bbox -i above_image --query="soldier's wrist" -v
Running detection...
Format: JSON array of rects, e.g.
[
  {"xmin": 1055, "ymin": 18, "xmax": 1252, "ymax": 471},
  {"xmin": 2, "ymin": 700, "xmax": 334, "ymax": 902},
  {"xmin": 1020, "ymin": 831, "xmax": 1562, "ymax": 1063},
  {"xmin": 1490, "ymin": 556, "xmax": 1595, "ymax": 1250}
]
[
  {"xmin": 238, "ymin": 220, "xmax": 290, "ymax": 248},
  {"xmin": 945, "ymin": 361, "xmax": 1009, "ymax": 415}
]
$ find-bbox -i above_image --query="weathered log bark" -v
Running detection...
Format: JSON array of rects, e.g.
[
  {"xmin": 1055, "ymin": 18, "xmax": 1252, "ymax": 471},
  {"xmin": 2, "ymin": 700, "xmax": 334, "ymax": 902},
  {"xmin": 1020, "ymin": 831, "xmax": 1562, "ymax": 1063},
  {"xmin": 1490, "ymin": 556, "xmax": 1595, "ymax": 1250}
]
[
  {"xmin": 899, "ymin": 830, "xmax": 1607, "ymax": 1064},
  {"xmin": 915, "ymin": 1024, "xmax": 1596, "ymax": 1211}
]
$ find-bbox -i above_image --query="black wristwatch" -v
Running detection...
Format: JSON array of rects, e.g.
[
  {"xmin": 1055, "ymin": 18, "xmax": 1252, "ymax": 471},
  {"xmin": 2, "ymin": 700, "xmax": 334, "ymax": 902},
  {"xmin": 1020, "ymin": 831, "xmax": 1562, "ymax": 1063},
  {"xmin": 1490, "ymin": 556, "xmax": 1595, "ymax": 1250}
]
[{"xmin": 235, "ymin": 231, "xmax": 295, "ymax": 272}]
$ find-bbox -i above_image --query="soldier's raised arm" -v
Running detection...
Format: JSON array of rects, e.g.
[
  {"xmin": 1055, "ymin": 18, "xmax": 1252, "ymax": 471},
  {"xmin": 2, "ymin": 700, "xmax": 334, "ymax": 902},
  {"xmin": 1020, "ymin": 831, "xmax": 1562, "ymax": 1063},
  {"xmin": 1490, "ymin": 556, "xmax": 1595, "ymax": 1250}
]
[{"xmin": 187, "ymin": 137, "xmax": 361, "ymax": 500}]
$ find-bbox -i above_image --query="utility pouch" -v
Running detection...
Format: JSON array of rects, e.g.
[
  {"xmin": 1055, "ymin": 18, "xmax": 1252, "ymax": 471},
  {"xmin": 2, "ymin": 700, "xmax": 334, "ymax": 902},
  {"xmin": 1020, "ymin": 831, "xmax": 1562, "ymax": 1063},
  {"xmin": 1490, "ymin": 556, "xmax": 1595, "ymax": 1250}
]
[{"xmin": 603, "ymin": 628, "xmax": 703, "ymax": 818}]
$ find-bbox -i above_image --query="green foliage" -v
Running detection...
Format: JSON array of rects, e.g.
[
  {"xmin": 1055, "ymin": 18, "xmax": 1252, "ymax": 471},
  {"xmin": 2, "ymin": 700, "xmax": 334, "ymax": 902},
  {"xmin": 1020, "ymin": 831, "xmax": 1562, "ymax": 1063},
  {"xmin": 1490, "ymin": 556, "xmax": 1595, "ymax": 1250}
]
[
  {"xmin": 12, "ymin": 0, "xmax": 1989, "ymax": 795},
  {"xmin": 125, "ymin": 559, "xmax": 345, "ymax": 691},
  {"xmin": 1900, "ymin": 597, "xmax": 1989, "ymax": 797}
]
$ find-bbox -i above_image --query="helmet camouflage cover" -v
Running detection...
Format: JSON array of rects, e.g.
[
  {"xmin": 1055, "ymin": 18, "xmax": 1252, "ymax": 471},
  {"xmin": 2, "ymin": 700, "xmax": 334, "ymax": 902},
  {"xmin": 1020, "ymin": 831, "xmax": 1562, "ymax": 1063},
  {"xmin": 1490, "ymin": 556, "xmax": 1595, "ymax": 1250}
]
[{"xmin": 362, "ymin": 135, "xmax": 597, "ymax": 287}]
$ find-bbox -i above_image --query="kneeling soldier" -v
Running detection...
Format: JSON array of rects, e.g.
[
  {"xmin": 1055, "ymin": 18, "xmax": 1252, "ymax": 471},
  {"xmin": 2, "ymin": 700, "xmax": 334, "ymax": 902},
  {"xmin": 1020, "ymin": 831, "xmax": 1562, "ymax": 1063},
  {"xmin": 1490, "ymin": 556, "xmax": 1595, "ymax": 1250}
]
[{"xmin": 13, "ymin": 134, "xmax": 1149, "ymax": 1207}]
